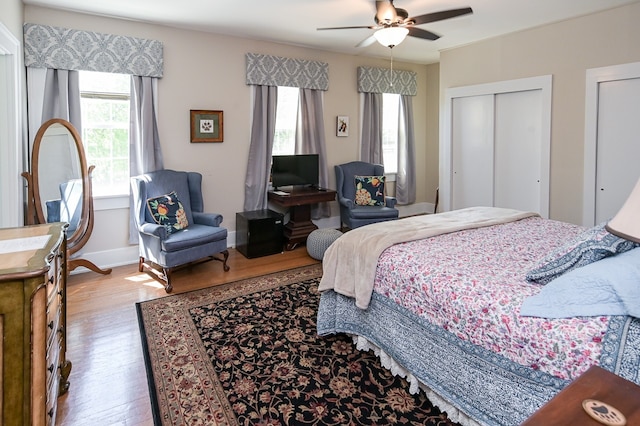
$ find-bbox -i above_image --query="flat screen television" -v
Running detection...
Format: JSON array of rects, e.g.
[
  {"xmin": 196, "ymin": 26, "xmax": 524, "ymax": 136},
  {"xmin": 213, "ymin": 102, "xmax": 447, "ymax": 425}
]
[{"xmin": 271, "ymin": 154, "xmax": 319, "ymax": 189}]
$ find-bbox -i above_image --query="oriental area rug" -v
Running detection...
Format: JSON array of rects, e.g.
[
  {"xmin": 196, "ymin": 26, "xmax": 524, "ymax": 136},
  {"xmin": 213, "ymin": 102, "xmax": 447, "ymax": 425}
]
[{"xmin": 136, "ymin": 264, "xmax": 459, "ymax": 426}]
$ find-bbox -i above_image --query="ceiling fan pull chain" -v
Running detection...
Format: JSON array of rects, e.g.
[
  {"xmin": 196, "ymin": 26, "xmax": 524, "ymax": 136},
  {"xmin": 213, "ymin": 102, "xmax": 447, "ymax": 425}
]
[{"xmin": 389, "ymin": 47, "xmax": 394, "ymax": 88}]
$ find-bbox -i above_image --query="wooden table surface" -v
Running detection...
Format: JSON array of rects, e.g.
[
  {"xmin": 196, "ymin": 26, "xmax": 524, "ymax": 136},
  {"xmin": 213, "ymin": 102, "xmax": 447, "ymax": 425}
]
[{"xmin": 522, "ymin": 365, "xmax": 640, "ymax": 425}]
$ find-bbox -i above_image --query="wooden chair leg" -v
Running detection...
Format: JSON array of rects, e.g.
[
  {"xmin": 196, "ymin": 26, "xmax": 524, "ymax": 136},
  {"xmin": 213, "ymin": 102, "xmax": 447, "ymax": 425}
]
[
  {"xmin": 212, "ymin": 250, "xmax": 230, "ymax": 272},
  {"xmin": 139, "ymin": 257, "xmax": 172, "ymax": 292},
  {"xmin": 140, "ymin": 252, "xmax": 227, "ymax": 293},
  {"xmin": 221, "ymin": 249, "xmax": 230, "ymax": 271},
  {"xmin": 163, "ymin": 268, "xmax": 172, "ymax": 293}
]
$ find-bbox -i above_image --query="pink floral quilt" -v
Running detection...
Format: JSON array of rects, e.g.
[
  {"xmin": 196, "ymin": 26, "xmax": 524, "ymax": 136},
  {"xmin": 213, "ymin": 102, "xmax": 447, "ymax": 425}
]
[{"xmin": 373, "ymin": 216, "xmax": 609, "ymax": 381}]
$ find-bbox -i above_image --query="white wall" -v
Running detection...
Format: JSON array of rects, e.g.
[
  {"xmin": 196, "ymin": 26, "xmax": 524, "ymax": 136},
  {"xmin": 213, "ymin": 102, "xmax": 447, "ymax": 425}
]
[
  {"xmin": 23, "ymin": 6, "xmax": 436, "ymax": 270},
  {"xmin": 0, "ymin": 0, "xmax": 23, "ymax": 40},
  {"xmin": 440, "ymin": 2, "xmax": 640, "ymax": 225}
]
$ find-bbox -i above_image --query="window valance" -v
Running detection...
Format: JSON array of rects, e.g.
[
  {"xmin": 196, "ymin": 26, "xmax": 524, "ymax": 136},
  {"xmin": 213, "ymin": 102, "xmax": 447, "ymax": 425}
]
[
  {"xmin": 23, "ymin": 23, "xmax": 163, "ymax": 78},
  {"xmin": 246, "ymin": 53, "xmax": 328, "ymax": 91},
  {"xmin": 357, "ymin": 66, "xmax": 416, "ymax": 96}
]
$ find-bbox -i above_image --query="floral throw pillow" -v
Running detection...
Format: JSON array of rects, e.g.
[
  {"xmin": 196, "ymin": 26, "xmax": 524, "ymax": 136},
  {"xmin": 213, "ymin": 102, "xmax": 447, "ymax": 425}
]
[
  {"xmin": 146, "ymin": 191, "xmax": 189, "ymax": 234},
  {"xmin": 354, "ymin": 175, "xmax": 385, "ymax": 206},
  {"xmin": 526, "ymin": 222, "xmax": 639, "ymax": 284}
]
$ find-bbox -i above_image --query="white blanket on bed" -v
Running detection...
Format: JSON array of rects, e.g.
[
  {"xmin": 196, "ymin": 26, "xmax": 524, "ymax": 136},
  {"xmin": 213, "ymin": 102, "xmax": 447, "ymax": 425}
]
[{"xmin": 318, "ymin": 206, "xmax": 539, "ymax": 309}]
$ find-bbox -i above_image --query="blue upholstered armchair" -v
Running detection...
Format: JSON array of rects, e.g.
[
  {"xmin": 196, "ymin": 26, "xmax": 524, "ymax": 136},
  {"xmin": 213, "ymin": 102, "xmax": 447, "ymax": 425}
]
[
  {"xmin": 335, "ymin": 161, "xmax": 399, "ymax": 230},
  {"xmin": 45, "ymin": 179, "xmax": 83, "ymax": 236},
  {"xmin": 131, "ymin": 169, "xmax": 229, "ymax": 292}
]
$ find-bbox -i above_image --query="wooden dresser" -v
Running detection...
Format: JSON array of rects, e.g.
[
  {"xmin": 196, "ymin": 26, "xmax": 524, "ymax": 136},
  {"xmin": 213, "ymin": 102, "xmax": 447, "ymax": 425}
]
[{"xmin": 0, "ymin": 224, "xmax": 71, "ymax": 425}]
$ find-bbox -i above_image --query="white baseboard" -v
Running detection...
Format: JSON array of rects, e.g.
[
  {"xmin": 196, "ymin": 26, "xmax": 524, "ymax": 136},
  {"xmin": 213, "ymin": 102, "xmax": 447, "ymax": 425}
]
[
  {"xmin": 398, "ymin": 202, "xmax": 433, "ymax": 217},
  {"xmin": 72, "ymin": 203, "xmax": 433, "ymax": 274},
  {"xmin": 70, "ymin": 245, "xmax": 140, "ymax": 274}
]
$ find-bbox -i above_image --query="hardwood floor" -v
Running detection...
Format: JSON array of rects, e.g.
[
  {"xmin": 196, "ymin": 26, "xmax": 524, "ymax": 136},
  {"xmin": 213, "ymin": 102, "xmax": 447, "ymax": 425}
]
[{"xmin": 56, "ymin": 247, "xmax": 319, "ymax": 426}]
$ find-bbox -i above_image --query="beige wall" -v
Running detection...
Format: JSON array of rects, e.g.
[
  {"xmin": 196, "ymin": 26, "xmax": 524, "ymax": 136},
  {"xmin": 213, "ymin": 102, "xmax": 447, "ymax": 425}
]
[
  {"xmin": 440, "ymin": 2, "xmax": 640, "ymax": 224},
  {"xmin": 0, "ymin": 0, "xmax": 23, "ymax": 40},
  {"xmin": 18, "ymin": 3, "xmax": 640, "ymax": 267},
  {"xmin": 24, "ymin": 6, "xmax": 435, "ymax": 267},
  {"xmin": 424, "ymin": 62, "xmax": 440, "ymax": 209}
]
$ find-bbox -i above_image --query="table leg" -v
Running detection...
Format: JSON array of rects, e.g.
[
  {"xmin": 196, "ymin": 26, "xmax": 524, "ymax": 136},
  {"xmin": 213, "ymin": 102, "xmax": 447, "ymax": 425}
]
[{"xmin": 283, "ymin": 204, "xmax": 318, "ymax": 250}]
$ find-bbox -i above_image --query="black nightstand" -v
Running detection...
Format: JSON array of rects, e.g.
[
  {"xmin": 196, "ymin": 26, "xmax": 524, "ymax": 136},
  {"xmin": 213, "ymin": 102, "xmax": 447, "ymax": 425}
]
[{"xmin": 236, "ymin": 209, "xmax": 284, "ymax": 258}]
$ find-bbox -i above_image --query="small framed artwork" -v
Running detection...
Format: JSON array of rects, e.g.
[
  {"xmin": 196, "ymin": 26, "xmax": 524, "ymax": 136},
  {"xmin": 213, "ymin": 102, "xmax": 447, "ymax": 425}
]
[
  {"xmin": 337, "ymin": 116, "xmax": 349, "ymax": 137},
  {"xmin": 190, "ymin": 110, "xmax": 223, "ymax": 143}
]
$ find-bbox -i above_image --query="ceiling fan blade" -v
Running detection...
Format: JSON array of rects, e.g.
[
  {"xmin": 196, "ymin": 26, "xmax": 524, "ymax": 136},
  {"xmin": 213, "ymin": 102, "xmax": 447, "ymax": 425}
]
[
  {"xmin": 408, "ymin": 27, "xmax": 440, "ymax": 41},
  {"xmin": 317, "ymin": 25, "xmax": 375, "ymax": 31},
  {"xmin": 356, "ymin": 34, "xmax": 377, "ymax": 48},
  {"xmin": 409, "ymin": 7, "xmax": 473, "ymax": 26},
  {"xmin": 375, "ymin": 0, "xmax": 397, "ymax": 24}
]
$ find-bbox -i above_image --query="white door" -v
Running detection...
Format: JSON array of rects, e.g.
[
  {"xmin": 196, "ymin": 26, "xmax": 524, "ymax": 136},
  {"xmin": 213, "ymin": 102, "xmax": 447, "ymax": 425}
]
[
  {"xmin": 442, "ymin": 76, "xmax": 551, "ymax": 217},
  {"xmin": 583, "ymin": 62, "xmax": 640, "ymax": 226},
  {"xmin": 494, "ymin": 89, "xmax": 542, "ymax": 213},
  {"xmin": 451, "ymin": 94, "xmax": 494, "ymax": 209},
  {"xmin": 0, "ymin": 24, "xmax": 23, "ymax": 228},
  {"xmin": 594, "ymin": 78, "xmax": 640, "ymax": 224}
]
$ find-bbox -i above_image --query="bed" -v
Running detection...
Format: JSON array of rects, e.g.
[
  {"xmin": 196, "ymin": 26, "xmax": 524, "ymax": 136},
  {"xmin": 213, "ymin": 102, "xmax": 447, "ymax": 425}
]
[{"xmin": 316, "ymin": 206, "xmax": 640, "ymax": 426}]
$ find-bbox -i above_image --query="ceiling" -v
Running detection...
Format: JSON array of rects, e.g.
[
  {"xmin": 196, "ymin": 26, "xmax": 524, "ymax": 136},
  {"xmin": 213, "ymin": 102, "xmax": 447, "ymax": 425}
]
[{"xmin": 22, "ymin": 0, "xmax": 639, "ymax": 64}]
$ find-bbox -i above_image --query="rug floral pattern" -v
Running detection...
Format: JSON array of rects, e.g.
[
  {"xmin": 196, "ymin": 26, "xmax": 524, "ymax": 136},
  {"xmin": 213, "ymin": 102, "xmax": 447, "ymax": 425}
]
[{"xmin": 137, "ymin": 265, "xmax": 459, "ymax": 425}]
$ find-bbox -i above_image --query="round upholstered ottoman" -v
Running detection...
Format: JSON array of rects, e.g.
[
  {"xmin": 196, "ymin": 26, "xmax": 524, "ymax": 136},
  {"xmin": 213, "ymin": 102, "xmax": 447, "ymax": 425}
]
[{"xmin": 307, "ymin": 228, "xmax": 343, "ymax": 260}]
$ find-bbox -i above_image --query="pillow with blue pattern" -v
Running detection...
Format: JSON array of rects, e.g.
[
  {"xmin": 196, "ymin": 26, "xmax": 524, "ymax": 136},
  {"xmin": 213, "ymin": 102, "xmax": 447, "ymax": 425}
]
[
  {"xmin": 354, "ymin": 175, "xmax": 385, "ymax": 206},
  {"xmin": 146, "ymin": 191, "xmax": 189, "ymax": 234},
  {"xmin": 526, "ymin": 222, "xmax": 638, "ymax": 284},
  {"xmin": 521, "ymin": 247, "xmax": 640, "ymax": 318}
]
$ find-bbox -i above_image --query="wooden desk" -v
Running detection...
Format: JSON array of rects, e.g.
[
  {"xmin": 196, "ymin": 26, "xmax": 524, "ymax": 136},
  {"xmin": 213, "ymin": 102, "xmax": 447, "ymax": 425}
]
[
  {"xmin": 268, "ymin": 187, "xmax": 336, "ymax": 250},
  {"xmin": 522, "ymin": 366, "xmax": 640, "ymax": 425}
]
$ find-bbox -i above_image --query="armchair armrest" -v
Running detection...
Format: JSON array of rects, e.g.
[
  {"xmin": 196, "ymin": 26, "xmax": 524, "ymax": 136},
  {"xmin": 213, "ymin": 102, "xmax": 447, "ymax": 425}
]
[
  {"xmin": 385, "ymin": 196, "xmax": 397, "ymax": 208},
  {"xmin": 192, "ymin": 212, "xmax": 223, "ymax": 227},
  {"xmin": 338, "ymin": 196, "xmax": 355, "ymax": 210},
  {"xmin": 139, "ymin": 222, "xmax": 168, "ymax": 239}
]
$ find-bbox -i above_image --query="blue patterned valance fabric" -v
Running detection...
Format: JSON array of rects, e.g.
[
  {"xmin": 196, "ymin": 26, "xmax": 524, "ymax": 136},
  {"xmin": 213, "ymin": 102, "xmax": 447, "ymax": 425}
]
[
  {"xmin": 357, "ymin": 66, "xmax": 417, "ymax": 96},
  {"xmin": 23, "ymin": 23, "xmax": 163, "ymax": 77},
  {"xmin": 246, "ymin": 53, "xmax": 328, "ymax": 91}
]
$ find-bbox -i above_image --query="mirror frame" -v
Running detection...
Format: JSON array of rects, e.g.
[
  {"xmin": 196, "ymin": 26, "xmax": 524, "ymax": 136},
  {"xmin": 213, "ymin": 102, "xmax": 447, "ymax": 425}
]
[
  {"xmin": 30, "ymin": 118, "xmax": 91, "ymax": 253},
  {"xmin": 23, "ymin": 118, "xmax": 111, "ymax": 276}
]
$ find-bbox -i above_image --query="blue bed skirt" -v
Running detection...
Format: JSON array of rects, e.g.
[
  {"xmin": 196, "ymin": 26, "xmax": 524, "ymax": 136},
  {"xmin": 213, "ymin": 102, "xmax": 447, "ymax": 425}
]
[{"xmin": 317, "ymin": 290, "xmax": 640, "ymax": 426}]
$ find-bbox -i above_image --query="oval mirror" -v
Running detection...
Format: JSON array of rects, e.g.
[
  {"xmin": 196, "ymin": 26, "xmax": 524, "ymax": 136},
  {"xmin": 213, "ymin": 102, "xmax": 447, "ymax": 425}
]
[{"xmin": 25, "ymin": 118, "xmax": 111, "ymax": 275}]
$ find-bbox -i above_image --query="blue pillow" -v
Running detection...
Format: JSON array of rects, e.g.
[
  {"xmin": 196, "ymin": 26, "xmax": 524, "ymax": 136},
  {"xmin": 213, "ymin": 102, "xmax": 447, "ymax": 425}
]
[
  {"xmin": 521, "ymin": 248, "xmax": 640, "ymax": 318},
  {"xmin": 525, "ymin": 222, "xmax": 638, "ymax": 284}
]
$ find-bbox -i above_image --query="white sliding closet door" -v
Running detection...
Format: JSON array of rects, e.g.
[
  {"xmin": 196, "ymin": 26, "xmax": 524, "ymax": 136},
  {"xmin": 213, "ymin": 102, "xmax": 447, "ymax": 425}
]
[
  {"xmin": 442, "ymin": 76, "xmax": 551, "ymax": 217},
  {"xmin": 494, "ymin": 89, "xmax": 542, "ymax": 213},
  {"xmin": 451, "ymin": 94, "xmax": 494, "ymax": 209}
]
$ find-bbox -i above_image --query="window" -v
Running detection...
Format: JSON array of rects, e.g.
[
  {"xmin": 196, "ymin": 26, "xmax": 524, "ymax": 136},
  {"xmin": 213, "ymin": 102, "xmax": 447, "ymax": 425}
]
[
  {"xmin": 79, "ymin": 71, "xmax": 130, "ymax": 197},
  {"xmin": 272, "ymin": 86, "xmax": 299, "ymax": 156},
  {"xmin": 382, "ymin": 93, "xmax": 400, "ymax": 174}
]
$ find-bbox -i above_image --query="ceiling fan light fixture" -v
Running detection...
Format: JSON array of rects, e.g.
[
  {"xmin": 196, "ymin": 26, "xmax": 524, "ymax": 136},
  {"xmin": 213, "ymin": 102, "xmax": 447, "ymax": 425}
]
[{"xmin": 373, "ymin": 26, "xmax": 409, "ymax": 48}]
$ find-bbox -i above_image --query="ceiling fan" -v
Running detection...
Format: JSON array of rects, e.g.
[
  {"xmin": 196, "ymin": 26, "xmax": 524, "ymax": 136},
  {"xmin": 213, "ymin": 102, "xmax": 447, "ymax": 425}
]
[{"xmin": 317, "ymin": 1, "xmax": 473, "ymax": 48}]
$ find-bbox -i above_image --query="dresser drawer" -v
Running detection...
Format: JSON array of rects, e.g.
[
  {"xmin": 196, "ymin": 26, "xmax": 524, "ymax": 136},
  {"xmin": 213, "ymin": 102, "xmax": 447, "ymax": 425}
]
[
  {"xmin": 46, "ymin": 293, "xmax": 62, "ymax": 351},
  {"xmin": 45, "ymin": 338, "xmax": 61, "ymax": 396}
]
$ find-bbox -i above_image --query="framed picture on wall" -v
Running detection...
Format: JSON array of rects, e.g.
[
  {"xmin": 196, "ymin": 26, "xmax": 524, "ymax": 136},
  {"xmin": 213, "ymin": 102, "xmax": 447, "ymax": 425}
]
[
  {"xmin": 190, "ymin": 110, "xmax": 223, "ymax": 142},
  {"xmin": 337, "ymin": 116, "xmax": 349, "ymax": 137}
]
